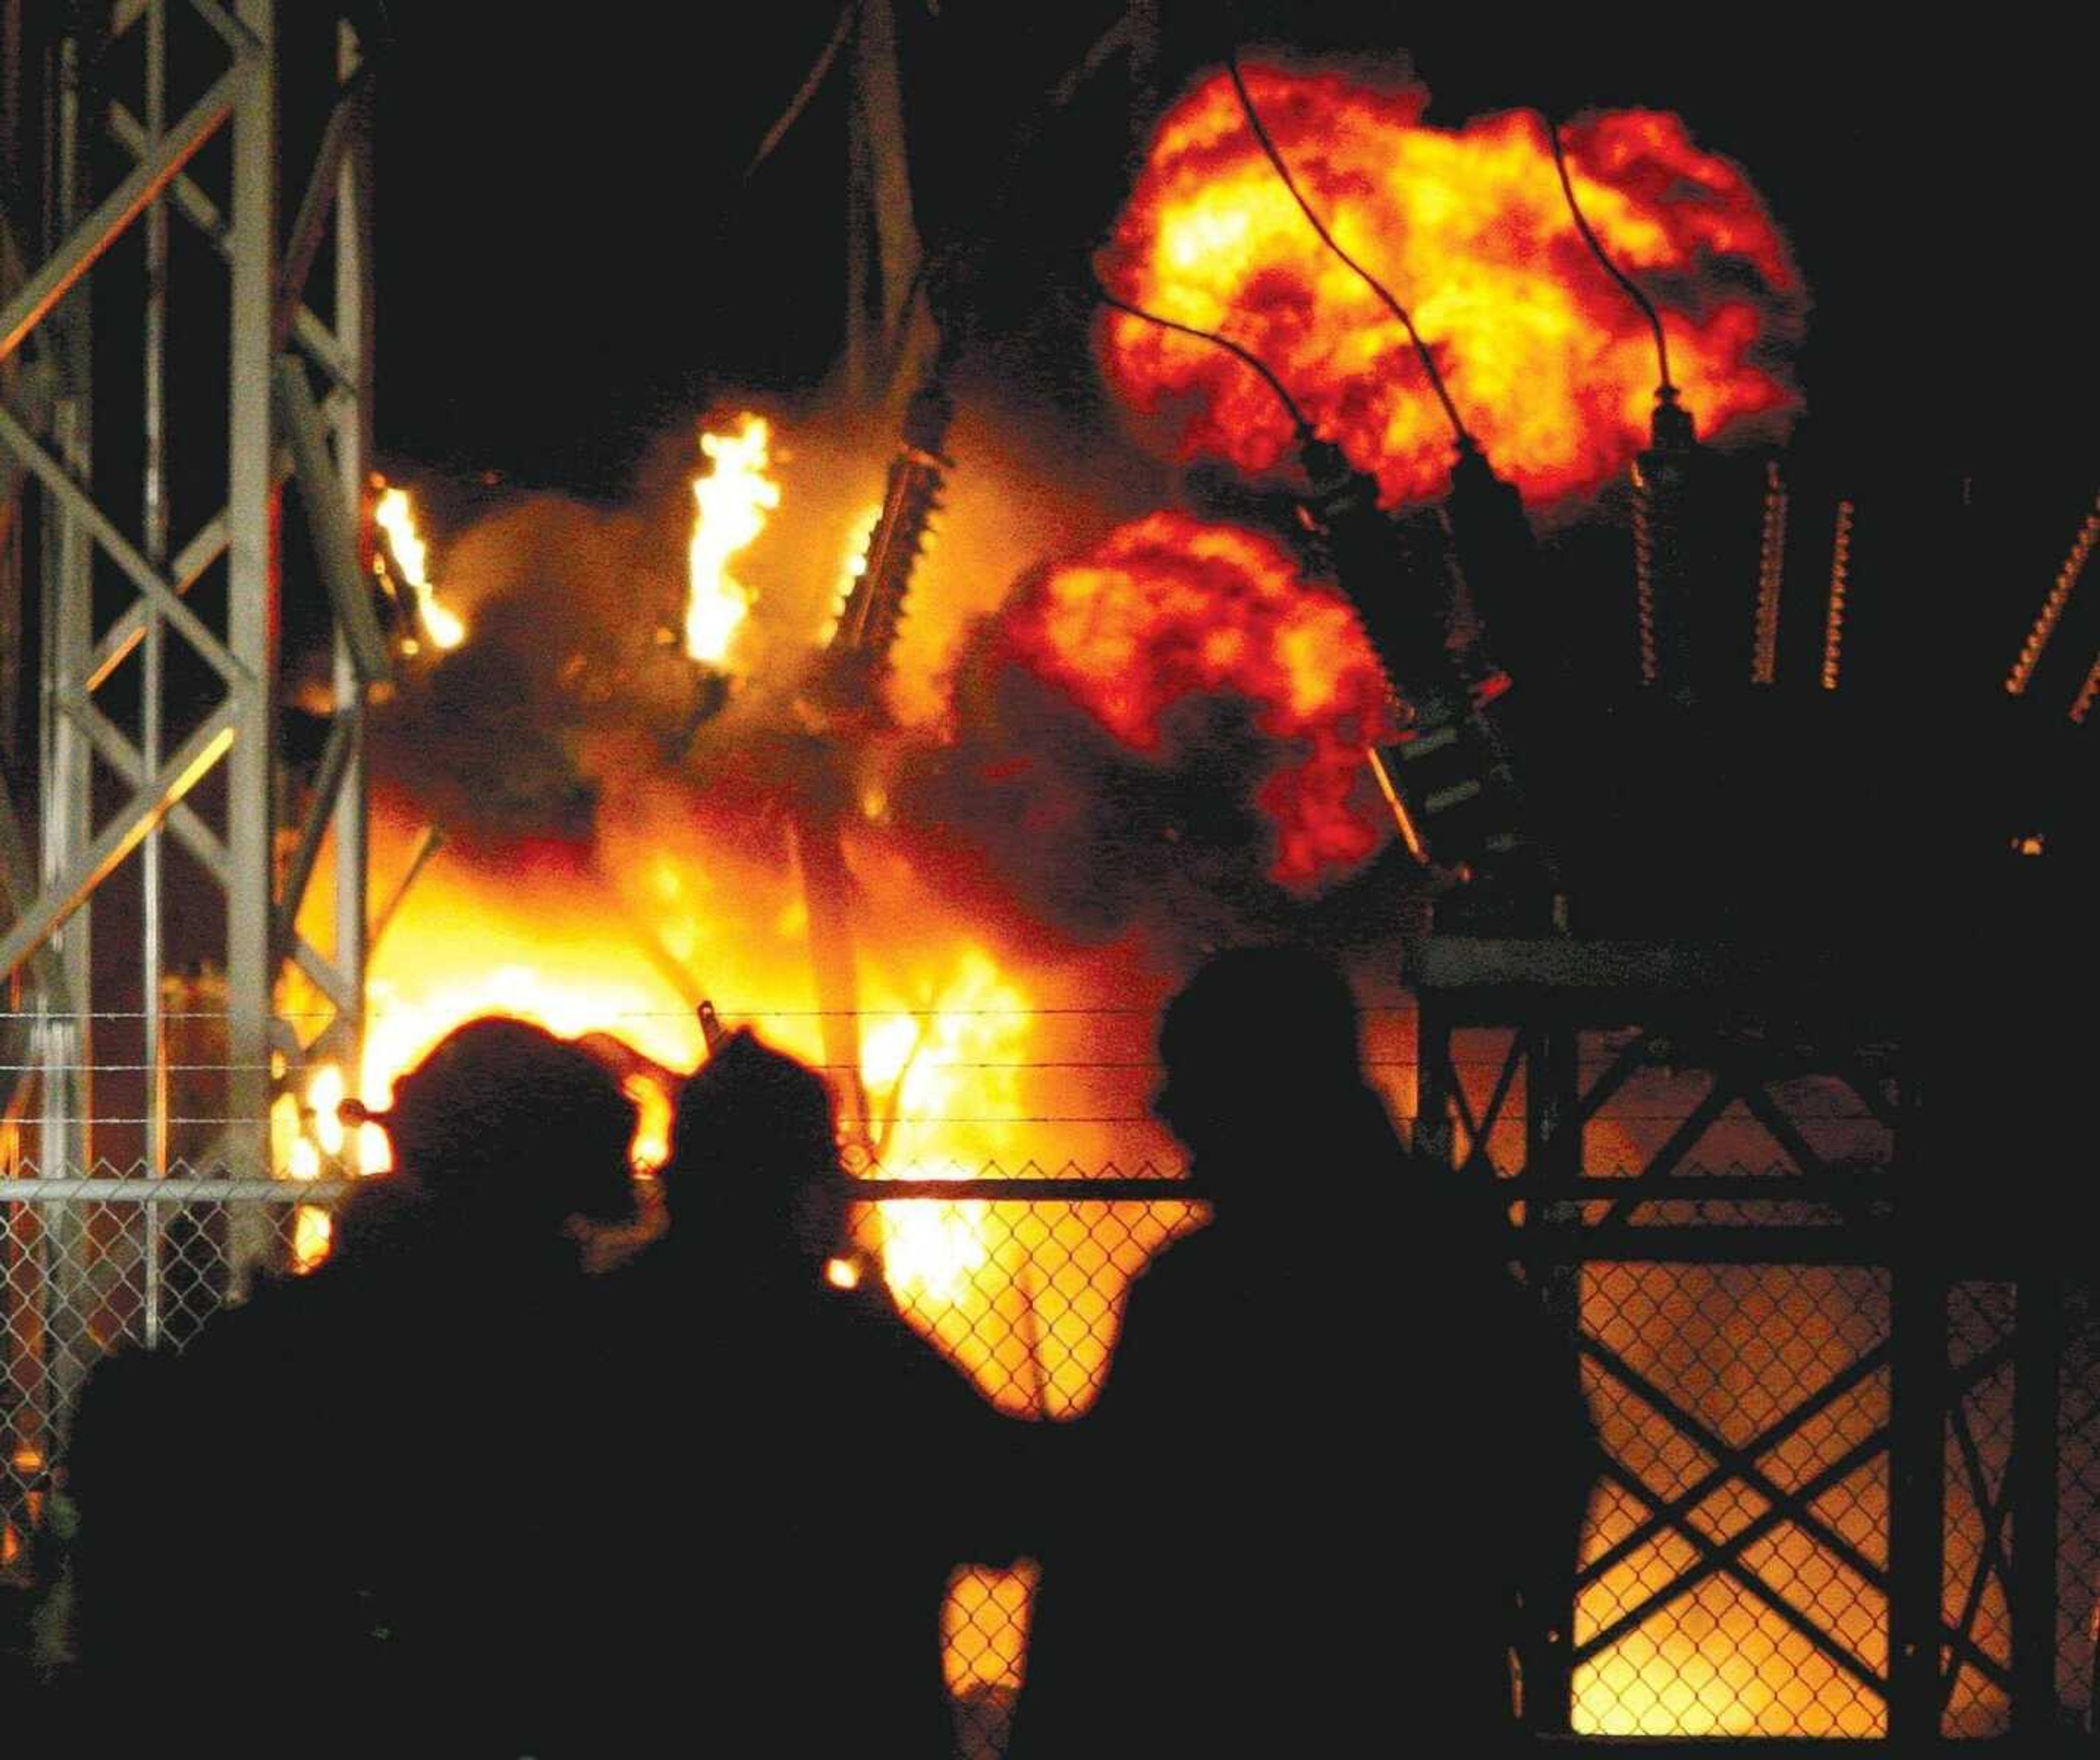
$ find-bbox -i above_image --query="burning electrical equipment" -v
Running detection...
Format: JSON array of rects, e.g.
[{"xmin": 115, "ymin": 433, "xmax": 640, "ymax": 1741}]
[{"xmin": 246, "ymin": 44, "xmax": 2091, "ymax": 1750}]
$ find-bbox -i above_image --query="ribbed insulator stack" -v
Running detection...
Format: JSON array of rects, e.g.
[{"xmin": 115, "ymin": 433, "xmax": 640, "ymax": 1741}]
[
  {"xmin": 2004, "ymin": 491, "xmax": 2098, "ymax": 697},
  {"xmin": 2069, "ymin": 651, "xmax": 2100, "ymax": 726},
  {"xmin": 1751, "ymin": 461, "xmax": 1787, "ymax": 684},
  {"xmin": 1630, "ymin": 393, "xmax": 1700, "ymax": 697},
  {"xmin": 1820, "ymin": 500, "xmax": 1854, "ymax": 691},
  {"xmin": 820, "ymin": 382, "xmax": 954, "ymax": 709}
]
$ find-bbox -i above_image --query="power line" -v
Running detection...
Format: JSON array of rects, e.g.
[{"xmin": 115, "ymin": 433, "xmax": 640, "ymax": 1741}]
[
  {"xmin": 1547, "ymin": 113, "xmax": 1675, "ymax": 398},
  {"xmin": 1094, "ymin": 277, "xmax": 1311, "ymax": 436},
  {"xmin": 1226, "ymin": 48, "xmax": 1471, "ymax": 450}
]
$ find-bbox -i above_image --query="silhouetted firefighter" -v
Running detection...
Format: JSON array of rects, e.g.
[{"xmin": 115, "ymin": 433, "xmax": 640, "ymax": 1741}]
[
  {"xmin": 1012, "ymin": 945, "xmax": 1593, "ymax": 1757},
  {"xmin": 67, "ymin": 1017, "xmax": 639, "ymax": 1758},
  {"xmin": 593, "ymin": 1028, "xmax": 1025, "ymax": 1756}
]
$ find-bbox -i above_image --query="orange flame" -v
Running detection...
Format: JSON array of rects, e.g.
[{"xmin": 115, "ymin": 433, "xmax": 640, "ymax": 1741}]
[
  {"xmin": 1100, "ymin": 63, "xmax": 1799, "ymax": 506},
  {"xmin": 373, "ymin": 482, "xmax": 465, "ymax": 651},
  {"xmin": 818, "ymin": 502, "xmax": 885, "ymax": 648},
  {"xmin": 686, "ymin": 413, "xmax": 779, "ymax": 665},
  {"xmin": 1002, "ymin": 512, "xmax": 1401, "ymax": 887}
]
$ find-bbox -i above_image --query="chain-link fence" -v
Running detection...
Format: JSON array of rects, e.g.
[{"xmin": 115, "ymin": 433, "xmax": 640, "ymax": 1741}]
[{"xmin": 6, "ymin": 1129, "xmax": 2098, "ymax": 1752}]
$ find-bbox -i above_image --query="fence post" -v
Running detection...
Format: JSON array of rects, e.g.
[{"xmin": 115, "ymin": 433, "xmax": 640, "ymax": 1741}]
[
  {"xmin": 2012, "ymin": 1273, "xmax": 2063, "ymax": 1737},
  {"xmin": 1523, "ymin": 1011, "xmax": 1581, "ymax": 1735},
  {"xmin": 1414, "ymin": 990, "xmax": 1455, "ymax": 1169},
  {"xmin": 1889, "ymin": 1254, "xmax": 1948, "ymax": 1744}
]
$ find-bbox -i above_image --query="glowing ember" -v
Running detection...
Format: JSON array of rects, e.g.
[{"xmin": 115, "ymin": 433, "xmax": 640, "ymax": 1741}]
[
  {"xmin": 1003, "ymin": 512, "xmax": 1401, "ymax": 887},
  {"xmin": 686, "ymin": 413, "xmax": 779, "ymax": 665},
  {"xmin": 1100, "ymin": 63, "xmax": 1799, "ymax": 506},
  {"xmin": 290, "ymin": 1205, "xmax": 333, "ymax": 1275},
  {"xmin": 824, "ymin": 1256, "xmax": 862, "ymax": 1291},
  {"xmin": 373, "ymin": 483, "xmax": 466, "ymax": 650},
  {"xmin": 623, "ymin": 1073, "xmax": 673, "ymax": 1173}
]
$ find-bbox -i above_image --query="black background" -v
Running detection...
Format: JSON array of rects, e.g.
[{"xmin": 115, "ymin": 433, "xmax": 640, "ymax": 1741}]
[{"xmin": 367, "ymin": 5, "xmax": 2095, "ymax": 497}]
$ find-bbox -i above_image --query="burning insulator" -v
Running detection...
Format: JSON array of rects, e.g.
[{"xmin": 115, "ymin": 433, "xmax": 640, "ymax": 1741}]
[
  {"xmin": 1296, "ymin": 437, "xmax": 1550, "ymax": 919},
  {"xmin": 813, "ymin": 379, "xmax": 954, "ymax": 719}
]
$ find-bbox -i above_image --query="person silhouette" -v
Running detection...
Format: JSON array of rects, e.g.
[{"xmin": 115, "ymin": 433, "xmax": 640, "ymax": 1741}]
[
  {"xmin": 598, "ymin": 1028, "xmax": 1023, "ymax": 1757},
  {"xmin": 1011, "ymin": 944, "xmax": 1593, "ymax": 1757},
  {"xmin": 66, "ymin": 1014, "xmax": 640, "ymax": 1758}
]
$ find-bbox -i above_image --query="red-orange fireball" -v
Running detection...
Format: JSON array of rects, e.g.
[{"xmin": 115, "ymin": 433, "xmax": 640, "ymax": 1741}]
[
  {"xmin": 1100, "ymin": 63, "xmax": 1802, "ymax": 508},
  {"xmin": 1002, "ymin": 512, "xmax": 1400, "ymax": 888}
]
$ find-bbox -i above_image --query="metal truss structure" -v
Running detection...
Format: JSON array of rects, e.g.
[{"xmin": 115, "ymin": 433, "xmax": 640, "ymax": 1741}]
[
  {"xmin": 1409, "ymin": 934, "xmax": 2088, "ymax": 1746},
  {"xmin": 1, "ymin": 0, "xmax": 378, "ymax": 1294}
]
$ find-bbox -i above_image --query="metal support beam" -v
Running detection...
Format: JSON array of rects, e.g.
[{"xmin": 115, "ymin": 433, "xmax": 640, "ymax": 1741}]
[
  {"xmin": 2011, "ymin": 1276, "xmax": 2063, "ymax": 1734},
  {"xmin": 6, "ymin": 0, "xmax": 372, "ymax": 1253},
  {"xmin": 0, "ymin": 62, "xmax": 246, "ymax": 362},
  {"xmin": 1523, "ymin": 1015, "xmax": 1581, "ymax": 1736},
  {"xmin": 272, "ymin": 65, "xmax": 367, "ymax": 352},
  {"xmin": 0, "ymin": 397, "xmax": 247, "ymax": 683},
  {"xmin": 0, "ymin": 702, "xmax": 240, "ymax": 984},
  {"xmin": 1890, "ymin": 1260, "xmax": 1951, "ymax": 1742},
  {"xmin": 222, "ymin": 0, "xmax": 277, "ymax": 1269},
  {"xmin": 275, "ymin": 354, "xmax": 389, "ymax": 685},
  {"xmin": 58, "ymin": 691, "xmax": 231, "ymax": 881},
  {"xmin": 328, "ymin": 10, "xmax": 371, "ymax": 1163}
]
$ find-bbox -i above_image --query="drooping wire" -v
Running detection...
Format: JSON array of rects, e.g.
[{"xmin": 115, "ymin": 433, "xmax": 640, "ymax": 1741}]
[
  {"xmin": 1548, "ymin": 115, "xmax": 1675, "ymax": 397},
  {"xmin": 1224, "ymin": 48, "xmax": 1472, "ymax": 451},
  {"xmin": 742, "ymin": 1, "xmax": 865, "ymax": 182},
  {"xmin": 1094, "ymin": 274, "xmax": 1312, "ymax": 436}
]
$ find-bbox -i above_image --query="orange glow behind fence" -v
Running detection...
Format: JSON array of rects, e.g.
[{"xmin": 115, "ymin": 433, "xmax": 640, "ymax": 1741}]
[{"xmin": 1100, "ymin": 63, "xmax": 1798, "ymax": 507}]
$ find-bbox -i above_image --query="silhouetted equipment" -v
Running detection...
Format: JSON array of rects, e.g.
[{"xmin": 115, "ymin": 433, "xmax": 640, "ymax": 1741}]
[
  {"xmin": 1630, "ymin": 389, "xmax": 1703, "ymax": 696},
  {"xmin": 794, "ymin": 374, "xmax": 958, "ymax": 1149},
  {"xmin": 814, "ymin": 377, "xmax": 954, "ymax": 719},
  {"xmin": 1297, "ymin": 433, "xmax": 1552, "ymax": 922}
]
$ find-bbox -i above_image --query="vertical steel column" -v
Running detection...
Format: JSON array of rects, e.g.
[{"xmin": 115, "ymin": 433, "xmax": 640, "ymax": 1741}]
[
  {"xmin": 1413, "ymin": 989, "xmax": 1456, "ymax": 1169},
  {"xmin": 139, "ymin": 0, "xmax": 170, "ymax": 1345},
  {"xmin": 1889, "ymin": 1256, "xmax": 1950, "ymax": 1742},
  {"xmin": 2012, "ymin": 1274, "xmax": 2064, "ymax": 1735},
  {"xmin": 1524, "ymin": 1012, "xmax": 1581, "ymax": 1735},
  {"xmin": 36, "ymin": 26, "xmax": 94, "ymax": 1414},
  {"xmin": 224, "ymin": 0, "xmax": 278, "ymax": 1277},
  {"xmin": 328, "ymin": 16, "xmax": 370, "ymax": 1167}
]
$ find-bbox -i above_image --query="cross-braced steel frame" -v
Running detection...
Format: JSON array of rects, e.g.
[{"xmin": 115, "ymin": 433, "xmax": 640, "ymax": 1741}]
[
  {"xmin": 1, "ymin": 1, "xmax": 379, "ymax": 1325},
  {"xmin": 1409, "ymin": 934, "xmax": 2084, "ymax": 1747}
]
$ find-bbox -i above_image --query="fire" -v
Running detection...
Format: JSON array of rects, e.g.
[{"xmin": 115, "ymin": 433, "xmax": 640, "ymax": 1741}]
[
  {"xmin": 290, "ymin": 1207, "xmax": 334, "ymax": 1275},
  {"xmin": 859, "ymin": 949, "xmax": 1026, "ymax": 1308},
  {"xmin": 623, "ymin": 1073, "xmax": 673, "ymax": 1173},
  {"xmin": 819, "ymin": 502, "xmax": 885, "ymax": 648},
  {"xmin": 686, "ymin": 413, "xmax": 779, "ymax": 665},
  {"xmin": 372, "ymin": 482, "xmax": 465, "ymax": 651},
  {"xmin": 1100, "ymin": 63, "xmax": 1799, "ymax": 506},
  {"xmin": 1002, "ymin": 512, "xmax": 1401, "ymax": 887}
]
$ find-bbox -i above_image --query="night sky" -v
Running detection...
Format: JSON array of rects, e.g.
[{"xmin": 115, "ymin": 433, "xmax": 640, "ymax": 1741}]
[{"xmin": 365, "ymin": 6, "xmax": 2095, "ymax": 498}]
